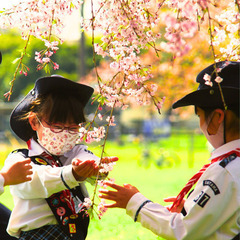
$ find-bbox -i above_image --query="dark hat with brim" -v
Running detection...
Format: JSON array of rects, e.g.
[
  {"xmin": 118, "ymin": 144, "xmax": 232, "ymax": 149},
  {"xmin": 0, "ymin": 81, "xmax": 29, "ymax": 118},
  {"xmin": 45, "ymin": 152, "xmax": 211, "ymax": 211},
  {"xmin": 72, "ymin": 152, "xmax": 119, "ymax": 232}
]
[
  {"xmin": 172, "ymin": 61, "xmax": 240, "ymax": 109},
  {"xmin": 10, "ymin": 75, "xmax": 94, "ymax": 141}
]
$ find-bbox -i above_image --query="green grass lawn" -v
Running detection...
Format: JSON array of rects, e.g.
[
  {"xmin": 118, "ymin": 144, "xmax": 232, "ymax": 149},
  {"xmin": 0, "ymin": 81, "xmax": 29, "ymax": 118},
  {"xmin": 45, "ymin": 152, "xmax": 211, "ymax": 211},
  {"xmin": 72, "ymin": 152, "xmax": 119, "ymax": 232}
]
[{"xmin": 0, "ymin": 134, "xmax": 211, "ymax": 240}]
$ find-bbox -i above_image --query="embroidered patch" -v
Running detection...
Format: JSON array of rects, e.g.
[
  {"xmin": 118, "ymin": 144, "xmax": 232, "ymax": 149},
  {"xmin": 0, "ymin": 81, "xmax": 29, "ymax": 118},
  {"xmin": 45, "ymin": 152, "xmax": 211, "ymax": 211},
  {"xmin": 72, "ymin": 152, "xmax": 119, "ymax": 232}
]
[
  {"xmin": 34, "ymin": 157, "xmax": 48, "ymax": 165},
  {"xmin": 203, "ymin": 180, "xmax": 220, "ymax": 195},
  {"xmin": 84, "ymin": 149, "xmax": 93, "ymax": 155},
  {"xmin": 50, "ymin": 197, "xmax": 60, "ymax": 207},
  {"xmin": 57, "ymin": 207, "xmax": 66, "ymax": 216},
  {"xmin": 219, "ymin": 153, "xmax": 237, "ymax": 168},
  {"xmin": 69, "ymin": 223, "xmax": 77, "ymax": 233},
  {"xmin": 194, "ymin": 191, "xmax": 210, "ymax": 208},
  {"xmin": 62, "ymin": 217, "xmax": 69, "ymax": 226}
]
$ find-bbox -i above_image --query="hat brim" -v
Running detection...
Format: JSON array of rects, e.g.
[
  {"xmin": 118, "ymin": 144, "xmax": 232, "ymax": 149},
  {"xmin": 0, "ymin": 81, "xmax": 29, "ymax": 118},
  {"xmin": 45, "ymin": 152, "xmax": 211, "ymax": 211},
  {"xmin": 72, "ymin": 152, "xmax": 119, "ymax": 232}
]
[
  {"xmin": 10, "ymin": 76, "xmax": 94, "ymax": 141},
  {"xmin": 172, "ymin": 87, "xmax": 239, "ymax": 109}
]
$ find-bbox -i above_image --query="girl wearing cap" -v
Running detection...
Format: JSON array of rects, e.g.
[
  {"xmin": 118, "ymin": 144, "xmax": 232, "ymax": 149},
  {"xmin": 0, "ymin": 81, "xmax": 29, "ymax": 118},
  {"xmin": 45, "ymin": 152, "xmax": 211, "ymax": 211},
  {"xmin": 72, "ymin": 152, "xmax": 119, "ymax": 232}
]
[
  {"xmin": 99, "ymin": 61, "xmax": 240, "ymax": 239},
  {"xmin": 4, "ymin": 76, "xmax": 117, "ymax": 240}
]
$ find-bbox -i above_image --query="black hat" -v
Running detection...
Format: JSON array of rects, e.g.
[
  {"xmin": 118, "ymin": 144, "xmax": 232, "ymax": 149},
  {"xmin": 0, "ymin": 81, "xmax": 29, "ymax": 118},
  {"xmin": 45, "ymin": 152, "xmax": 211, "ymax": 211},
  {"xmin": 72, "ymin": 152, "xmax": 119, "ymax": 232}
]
[
  {"xmin": 10, "ymin": 75, "xmax": 94, "ymax": 141},
  {"xmin": 172, "ymin": 61, "xmax": 240, "ymax": 109}
]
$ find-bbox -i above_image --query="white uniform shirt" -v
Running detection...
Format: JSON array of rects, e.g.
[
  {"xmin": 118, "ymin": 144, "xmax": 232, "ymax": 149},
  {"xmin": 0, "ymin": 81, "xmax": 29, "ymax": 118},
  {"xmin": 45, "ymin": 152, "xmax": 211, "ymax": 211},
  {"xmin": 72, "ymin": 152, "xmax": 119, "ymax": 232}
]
[
  {"xmin": 5, "ymin": 139, "xmax": 99, "ymax": 238},
  {"xmin": 0, "ymin": 173, "xmax": 4, "ymax": 195},
  {"xmin": 126, "ymin": 139, "xmax": 240, "ymax": 240}
]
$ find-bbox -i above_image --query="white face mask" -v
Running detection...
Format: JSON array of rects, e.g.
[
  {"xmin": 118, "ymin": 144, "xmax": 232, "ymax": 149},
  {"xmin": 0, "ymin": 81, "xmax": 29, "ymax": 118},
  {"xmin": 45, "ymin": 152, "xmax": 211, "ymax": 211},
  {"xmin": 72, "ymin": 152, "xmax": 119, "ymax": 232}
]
[
  {"xmin": 200, "ymin": 113, "xmax": 224, "ymax": 149},
  {"xmin": 37, "ymin": 124, "xmax": 79, "ymax": 156}
]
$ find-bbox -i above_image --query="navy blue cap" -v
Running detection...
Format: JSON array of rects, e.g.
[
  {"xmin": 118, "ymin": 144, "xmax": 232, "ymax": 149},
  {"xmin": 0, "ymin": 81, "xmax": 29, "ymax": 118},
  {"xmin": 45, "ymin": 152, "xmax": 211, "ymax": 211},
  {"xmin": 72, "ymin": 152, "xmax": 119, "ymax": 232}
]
[{"xmin": 172, "ymin": 61, "xmax": 240, "ymax": 109}]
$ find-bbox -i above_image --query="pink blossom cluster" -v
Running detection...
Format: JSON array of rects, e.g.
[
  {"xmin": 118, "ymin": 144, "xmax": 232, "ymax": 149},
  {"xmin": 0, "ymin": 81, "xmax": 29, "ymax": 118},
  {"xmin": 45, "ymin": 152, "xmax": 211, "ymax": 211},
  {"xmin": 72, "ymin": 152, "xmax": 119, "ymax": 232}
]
[
  {"xmin": 86, "ymin": 0, "xmax": 162, "ymax": 111},
  {"xmin": 78, "ymin": 126, "xmax": 106, "ymax": 143},
  {"xmin": 97, "ymin": 200, "xmax": 108, "ymax": 219},
  {"xmin": 0, "ymin": 0, "xmax": 83, "ymax": 69},
  {"xmin": 159, "ymin": 0, "xmax": 205, "ymax": 57}
]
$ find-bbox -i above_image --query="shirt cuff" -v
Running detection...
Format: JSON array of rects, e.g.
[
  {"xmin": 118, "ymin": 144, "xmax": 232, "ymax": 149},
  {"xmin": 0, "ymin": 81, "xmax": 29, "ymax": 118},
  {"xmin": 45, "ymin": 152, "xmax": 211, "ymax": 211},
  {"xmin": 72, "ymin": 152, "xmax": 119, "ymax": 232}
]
[
  {"xmin": 61, "ymin": 165, "xmax": 79, "ymax": 189},
  {"xmin": 0, "ymin": 173, "xmax": 5, "ymax": 195},
  {"xmin": 126, "ymin": 192, "xmax": 150, "ymax": 220}
]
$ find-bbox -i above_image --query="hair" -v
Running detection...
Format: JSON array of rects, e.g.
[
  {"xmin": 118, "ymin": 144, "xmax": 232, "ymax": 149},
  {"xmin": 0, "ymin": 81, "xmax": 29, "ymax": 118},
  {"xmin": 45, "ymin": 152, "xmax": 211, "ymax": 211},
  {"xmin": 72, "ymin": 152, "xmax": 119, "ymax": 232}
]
[
  {"xmin": 195, "ymin": 104, "xmax": 240, "ymax": 136},
  {"xmin": 30, "ymin": 92, "xmax": 86, "ymax": 124},
  {"xmin": 194, "ymin": 104, "xmax": 239, "ymax": 120},
  {"xmin": 20, "ymin": 91, "xmax": 86, "ymax": 140}
]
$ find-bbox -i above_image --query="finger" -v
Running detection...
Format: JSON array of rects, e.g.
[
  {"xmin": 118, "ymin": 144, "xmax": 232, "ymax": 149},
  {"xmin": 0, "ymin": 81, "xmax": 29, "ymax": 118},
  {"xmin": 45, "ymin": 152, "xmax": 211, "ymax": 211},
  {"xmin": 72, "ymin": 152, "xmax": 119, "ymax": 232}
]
[
  {"xmin": 27, "ymin": 169, "xmax": 33, "ymax": 175},
  {"xmin": 22, "ymin": 158, "xmax": 32, "ymax": 164},
  {"xmin": 102, "ymin": 202, "xmax": 119, "ymax": 208},
  {"xmin": 101, "ymin": 181, "xmax": 123, "ymax": 190},
  {"xmin": 98, "ymin": 188, "xmax": 110, "ymax": 194},
  {"xmin": 25, "ymin": 165, "xmax": 33, "ymax": 170},
  {"xmin": 25, "ymin": 176, "xmax": 32, "ymax": 181},
  {"xmin": 163, "ymin": 197, "xmax": 176, "ymax": 202},
  {"xmin": 123, "ymin": 183, "xmax": 133, "ymax": 189},
  {"xmin": 98, "ymin": 193, "xmax": 117, "ymax": 201},
  {"xmin": 98, "ymin": 189, "xmax": 118, "ymax": 196},
  {"xmin": 76, "ymin": 160, "xmax": 96, "ymax": 170},
  {"xmin": 101, "ymin": 156, "xmax": 119, "ymax": 163}
]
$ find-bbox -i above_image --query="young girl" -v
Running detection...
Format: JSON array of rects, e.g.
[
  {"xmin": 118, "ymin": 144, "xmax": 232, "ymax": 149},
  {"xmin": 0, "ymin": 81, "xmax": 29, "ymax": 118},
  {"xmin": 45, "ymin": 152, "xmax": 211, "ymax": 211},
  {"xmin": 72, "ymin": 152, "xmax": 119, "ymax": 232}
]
[
  {"xmin": 5, "ymin": 75, "xmax": 115, "ymax": 240},
  {"xmin": 99, "ymin": 61, "xmax": 240, "ymax": 239}
]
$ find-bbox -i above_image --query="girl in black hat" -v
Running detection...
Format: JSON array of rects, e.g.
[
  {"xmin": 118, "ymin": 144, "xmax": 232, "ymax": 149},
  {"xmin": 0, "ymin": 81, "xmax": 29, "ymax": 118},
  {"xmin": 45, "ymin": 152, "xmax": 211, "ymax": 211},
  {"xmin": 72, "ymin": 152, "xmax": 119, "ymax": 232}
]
[
  {"xmin": 99, "ymin": 61, "xmax": 240, "ymax": 239},
  {"xmin": 4, "ymin": 76, "xmax": 117, "ymax": 240}
]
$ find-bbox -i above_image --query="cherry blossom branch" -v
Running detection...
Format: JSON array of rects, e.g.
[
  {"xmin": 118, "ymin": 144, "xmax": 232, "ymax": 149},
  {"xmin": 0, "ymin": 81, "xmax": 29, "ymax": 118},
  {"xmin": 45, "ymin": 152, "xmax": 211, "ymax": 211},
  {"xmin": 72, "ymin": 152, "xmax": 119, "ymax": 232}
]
[
  {"xmin": 4, "ymin": 34, "xmax": 30, "ymax": 101},
  {"xmin": 206, "ymin": 6, "xmax": 228, "ymax": 110},
  {"xmin": 91, "ymin": 0, "xmax": 103, "ymax": 95},
  {"xmin": 89, "ymin": 77, "xmax": 125, "ymax": 216}
]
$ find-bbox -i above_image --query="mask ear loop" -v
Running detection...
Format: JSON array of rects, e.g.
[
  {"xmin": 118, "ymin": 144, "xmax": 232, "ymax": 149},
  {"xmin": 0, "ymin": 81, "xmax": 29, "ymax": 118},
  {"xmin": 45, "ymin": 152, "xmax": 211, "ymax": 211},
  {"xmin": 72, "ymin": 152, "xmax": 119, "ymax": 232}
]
[{"xmin": 223, "ymin": 108, "xmax": 227, "ymax": 144}]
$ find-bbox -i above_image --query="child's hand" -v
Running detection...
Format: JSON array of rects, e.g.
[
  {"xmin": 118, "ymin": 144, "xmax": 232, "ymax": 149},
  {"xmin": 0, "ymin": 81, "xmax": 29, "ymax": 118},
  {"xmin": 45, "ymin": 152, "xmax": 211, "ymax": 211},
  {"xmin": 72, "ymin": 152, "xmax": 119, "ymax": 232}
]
[
  {"xmin": 98, "ymin": 181, "xmax": 139, "ymax": 209},
  {"xmin": 163, "ymin": 197, "xmax": 185, "ymax": 213},
  {"xmin": 72, "ymin": 159, "xmax": 99, "ymax": 181},
  {"xmin": 101, "ymin": 156, "xmax": 118, "ymax": 164},
  {"xmin": 1, "ymin": 158, "xmax": 33, "ymax": 186}
]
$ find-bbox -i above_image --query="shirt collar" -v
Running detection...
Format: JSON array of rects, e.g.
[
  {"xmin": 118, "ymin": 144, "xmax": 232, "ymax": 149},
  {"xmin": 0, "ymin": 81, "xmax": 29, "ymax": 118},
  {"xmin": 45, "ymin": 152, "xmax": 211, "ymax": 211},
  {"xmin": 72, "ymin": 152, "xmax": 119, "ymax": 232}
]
[
  {"xmin": 27, "ymin": 138, "xmax": 72, "ymax": 159},
  {"xmin": 28, "ymin": 138, "xmax": 46, "ymax": 157},
  {"xmin": 209, "ymin": 139, "xmax": 240, "ymax": 160}
]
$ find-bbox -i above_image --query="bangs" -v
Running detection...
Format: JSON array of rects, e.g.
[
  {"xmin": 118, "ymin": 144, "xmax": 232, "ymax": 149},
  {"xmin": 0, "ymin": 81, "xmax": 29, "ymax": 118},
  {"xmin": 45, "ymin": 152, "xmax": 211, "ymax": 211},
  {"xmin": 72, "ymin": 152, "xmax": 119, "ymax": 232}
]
[{"xmin": 41, "ymin": 92, "xmax": 86, "ymax": 124}]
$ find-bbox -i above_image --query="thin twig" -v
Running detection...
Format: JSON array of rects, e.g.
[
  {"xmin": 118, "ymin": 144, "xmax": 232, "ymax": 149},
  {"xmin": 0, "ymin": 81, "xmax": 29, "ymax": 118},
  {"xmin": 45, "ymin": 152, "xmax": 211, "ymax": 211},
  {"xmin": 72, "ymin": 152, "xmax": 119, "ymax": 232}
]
[
  {"xmin": 5, "ymin": 34, "xmax": 30, "ymax": 101},
  {"xmin": 207, "ymin": 6, "xmax": 227, "ymax": 110}
]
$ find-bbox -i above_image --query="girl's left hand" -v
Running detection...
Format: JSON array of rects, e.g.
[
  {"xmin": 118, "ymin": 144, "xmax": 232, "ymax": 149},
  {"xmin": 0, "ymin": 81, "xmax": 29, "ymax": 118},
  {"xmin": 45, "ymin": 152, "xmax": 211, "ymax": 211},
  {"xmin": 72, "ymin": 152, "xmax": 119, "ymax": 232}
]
[
  {"xmin": 72, "ymin": 159, "xmax": 98, "ymax": 181},
  {"xmin": 71, "ymin": 156, "xmax": 118, "ymax": 181}
]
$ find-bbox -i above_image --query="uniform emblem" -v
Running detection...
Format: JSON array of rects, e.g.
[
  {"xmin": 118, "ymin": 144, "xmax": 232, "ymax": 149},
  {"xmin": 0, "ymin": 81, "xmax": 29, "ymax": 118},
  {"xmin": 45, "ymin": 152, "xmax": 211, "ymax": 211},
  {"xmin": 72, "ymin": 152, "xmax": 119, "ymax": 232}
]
[
  {"xmin": 194, "ymin": 191, "xmax": 210, "ymax": 208},
  {"xmin": 69, "ymin": 223, "xmax": 77, "ymax": 233},
  {"xmin": 84, "ymin": 149, "xmax": 93, "ymax": 155},
  {"xmin": 57, "ymin": 207, "xmax": 66, "ymax": 216},
  {"xmin": 62, "ymin": 217, "xmax": 69, "ymax": 225},
  {"xmin": 34, "ymin": 157, "xmax": 48, "ymax": 165},
  {"xmin": 70, "ymin": 214, "xmax": 79, "ymax": 219},
  {"xmin": 219, "ymin": 153, "xmax": 237, "ymax": 168},
  {"xmin": 50, "ymin": 197, "xmax": 60, "ymax": 207},
  {"xmin": 203, "ymin": 180, "xmax": 220, "ymax": 195}
]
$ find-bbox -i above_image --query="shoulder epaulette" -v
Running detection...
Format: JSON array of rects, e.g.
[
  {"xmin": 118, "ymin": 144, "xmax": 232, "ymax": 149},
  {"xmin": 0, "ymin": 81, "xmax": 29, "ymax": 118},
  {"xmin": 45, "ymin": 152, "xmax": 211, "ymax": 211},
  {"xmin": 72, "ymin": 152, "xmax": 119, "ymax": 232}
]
[
  {"xmin": 219, "ymin": 153, "xmax": 237, "ymax": 168},
  {"xmin": 11, "ymin": 148, "xmax": 29, "ymax": 158}
]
